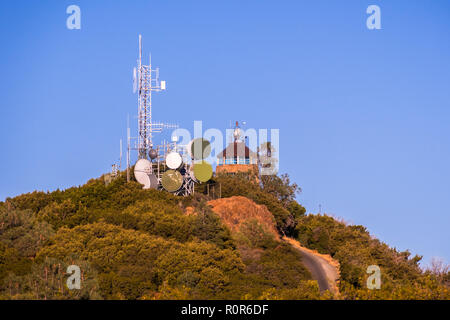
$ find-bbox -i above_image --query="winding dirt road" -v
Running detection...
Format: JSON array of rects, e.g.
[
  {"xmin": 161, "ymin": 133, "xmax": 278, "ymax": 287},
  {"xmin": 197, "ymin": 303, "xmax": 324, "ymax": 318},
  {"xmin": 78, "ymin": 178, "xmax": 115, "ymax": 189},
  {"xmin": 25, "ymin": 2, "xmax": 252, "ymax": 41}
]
[
  {"xmin": 283, "ymin": 237, "xmax": 340, "ymax": 296},
  {"xmin": 206, "ymin": 197, "xmax": 340, "ymax": 296}
]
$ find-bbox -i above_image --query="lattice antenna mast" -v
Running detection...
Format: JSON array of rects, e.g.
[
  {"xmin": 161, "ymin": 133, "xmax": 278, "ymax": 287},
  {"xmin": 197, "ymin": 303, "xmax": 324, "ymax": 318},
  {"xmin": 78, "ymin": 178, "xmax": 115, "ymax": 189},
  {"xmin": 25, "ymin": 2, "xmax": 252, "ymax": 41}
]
[{"xmin": 135, "ymin": 34, "xmax": 174, "ymax": 159}]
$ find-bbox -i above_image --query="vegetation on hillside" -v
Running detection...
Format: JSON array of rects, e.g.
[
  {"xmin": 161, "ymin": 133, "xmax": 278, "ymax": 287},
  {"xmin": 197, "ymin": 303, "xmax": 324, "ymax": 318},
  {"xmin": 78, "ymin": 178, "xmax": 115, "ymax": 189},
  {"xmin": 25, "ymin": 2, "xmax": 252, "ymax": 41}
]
[
  {"xmin": 0, "ymin": 173, "xmax": 314, "ymax": 299},
  {"xmin": 0, "ymin": 170, "xmax": 448, "ymax": 300},
  {"xmin": 295, "ymin": 214, "xmax": 449, "ymax": 299}
]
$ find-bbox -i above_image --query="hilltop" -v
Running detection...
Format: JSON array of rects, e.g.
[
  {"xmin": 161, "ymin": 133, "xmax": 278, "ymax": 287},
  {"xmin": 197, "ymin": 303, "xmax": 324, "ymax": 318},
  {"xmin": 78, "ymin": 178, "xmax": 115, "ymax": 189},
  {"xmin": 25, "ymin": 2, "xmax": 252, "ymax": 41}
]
[{"xmin": 0, "ymin": 171, "xmax": 448, "ymax": 300}]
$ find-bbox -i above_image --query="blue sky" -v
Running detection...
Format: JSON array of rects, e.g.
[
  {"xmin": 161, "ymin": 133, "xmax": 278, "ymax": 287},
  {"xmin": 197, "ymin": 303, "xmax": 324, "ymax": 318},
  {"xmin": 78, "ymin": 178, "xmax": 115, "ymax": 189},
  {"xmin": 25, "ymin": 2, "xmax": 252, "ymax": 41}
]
[{"xmin": 0, "ymin": 0, "xmax": 449, "ymax": 266}]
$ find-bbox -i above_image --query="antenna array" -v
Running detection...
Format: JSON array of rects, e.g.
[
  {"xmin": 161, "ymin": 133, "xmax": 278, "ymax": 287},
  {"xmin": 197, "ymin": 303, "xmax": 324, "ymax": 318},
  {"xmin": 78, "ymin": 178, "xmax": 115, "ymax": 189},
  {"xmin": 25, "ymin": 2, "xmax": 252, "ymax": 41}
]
[
  {"xmin": 127, "ymin": 35, "xmax": 177, "ymax": 182},
  {"xmin": 111, "ymin": 35, "xmax": 213, "ymax": 196},
  {"xmin": 133, "ymin": 34, "xmax": 176, "ymax": 160}
]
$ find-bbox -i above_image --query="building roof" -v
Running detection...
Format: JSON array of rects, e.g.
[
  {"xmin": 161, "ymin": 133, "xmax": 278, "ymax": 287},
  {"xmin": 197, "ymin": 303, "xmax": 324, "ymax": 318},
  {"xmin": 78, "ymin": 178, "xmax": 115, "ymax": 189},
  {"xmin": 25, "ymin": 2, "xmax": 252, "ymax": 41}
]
[{"xmin": 217, "ymin": 141, "xmax": 257, "ymax": 158}]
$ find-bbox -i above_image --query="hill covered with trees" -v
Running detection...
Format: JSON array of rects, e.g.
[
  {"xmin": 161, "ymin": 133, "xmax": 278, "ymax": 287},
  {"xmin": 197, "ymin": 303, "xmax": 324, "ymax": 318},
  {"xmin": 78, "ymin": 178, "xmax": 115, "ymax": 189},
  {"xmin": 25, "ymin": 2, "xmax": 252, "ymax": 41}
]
[{"xmin": 0, "ymin": 171, "xmax": 448, "ymax": 299}]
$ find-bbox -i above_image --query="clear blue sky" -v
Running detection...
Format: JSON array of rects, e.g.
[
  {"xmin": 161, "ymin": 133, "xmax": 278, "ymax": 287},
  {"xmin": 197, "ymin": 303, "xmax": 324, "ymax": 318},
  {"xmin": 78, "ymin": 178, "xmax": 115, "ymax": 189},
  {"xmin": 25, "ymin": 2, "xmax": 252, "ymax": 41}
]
[{"xmin": 0, "ymin": 0, "xmax": 449, "ymax": 266}]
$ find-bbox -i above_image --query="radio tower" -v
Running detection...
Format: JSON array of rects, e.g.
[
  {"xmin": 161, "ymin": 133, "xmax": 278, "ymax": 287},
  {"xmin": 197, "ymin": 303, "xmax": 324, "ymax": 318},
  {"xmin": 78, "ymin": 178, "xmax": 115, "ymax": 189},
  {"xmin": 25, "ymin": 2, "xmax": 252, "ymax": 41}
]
[
  {"xmin": 134, "ymin": 34, "xmax": 175, "ymax": 159},
  {"xmin": 127, "ymin": 35, "xmax": 177, "ymax": 182}
]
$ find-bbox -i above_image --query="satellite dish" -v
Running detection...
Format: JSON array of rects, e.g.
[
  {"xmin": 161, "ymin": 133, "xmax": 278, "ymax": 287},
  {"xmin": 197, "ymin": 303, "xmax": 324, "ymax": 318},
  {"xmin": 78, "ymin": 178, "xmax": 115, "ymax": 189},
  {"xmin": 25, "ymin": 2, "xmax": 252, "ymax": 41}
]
[
  {"xmin": 133, "ymin": 67, "xmax": 137, "ymax": 93},
  {"xmin": 165, "ymin": 152, "xmax": 182, "ymax": 169},
  {"xmin": 193, "ymin": 161, "xmax": 213, "ymax": 182},
  {"xmin": 161, "ymin": 170, "xmax": 183, "ymax": 192},
  {"xmin": 149, "ymin": 149, "xmax": 158, "ymax": 160},
  {"xmin": 188, "ymin": 138, "xmax": 211, "ymax": 160},
  {"xmin": 134, "ymin": 159, "xmax": 152, "ymax": 189}
]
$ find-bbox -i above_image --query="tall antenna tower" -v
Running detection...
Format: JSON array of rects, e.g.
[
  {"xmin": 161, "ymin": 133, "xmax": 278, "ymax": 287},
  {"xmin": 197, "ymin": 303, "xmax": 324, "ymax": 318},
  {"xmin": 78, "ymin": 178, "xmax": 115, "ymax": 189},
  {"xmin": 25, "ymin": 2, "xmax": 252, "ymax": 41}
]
[
  {"xmin": 126, "ymin": 35, "xmax": 177, "ymax": 182},
  {"xmin": 112, "ymin": 34, "xmax": 210, "ymax": 195},
  {"xmin": 133, "ymin": 34, "xmax": 176, "ymax": 159}
]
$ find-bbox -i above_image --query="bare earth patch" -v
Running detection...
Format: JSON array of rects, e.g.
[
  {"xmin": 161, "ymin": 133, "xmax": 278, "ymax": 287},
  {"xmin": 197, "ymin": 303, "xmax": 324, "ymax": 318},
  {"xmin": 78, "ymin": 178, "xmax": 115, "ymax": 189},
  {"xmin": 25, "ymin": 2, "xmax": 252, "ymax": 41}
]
[{"xmin": 207, "ymin": 196, "xmax": 279, "ymax": 239}]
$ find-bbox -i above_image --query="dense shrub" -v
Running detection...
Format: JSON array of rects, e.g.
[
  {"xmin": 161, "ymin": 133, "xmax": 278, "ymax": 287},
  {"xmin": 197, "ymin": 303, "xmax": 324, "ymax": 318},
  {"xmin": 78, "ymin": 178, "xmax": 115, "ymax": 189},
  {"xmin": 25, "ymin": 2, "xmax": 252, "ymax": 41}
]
[
  {"xmin": 34, "ymin": 222, "xmax": 243, "ymax": 299},
  {"xmin": 0, "ymin": 208, "xmax": 54, "ymax": 257},
  {"xmin": 0, "ymin": 171, "xmax": 447, "ymax": 300},
  {"xmin": 295, "ymin": 214, "xmax": 449, "ymax": 299}
]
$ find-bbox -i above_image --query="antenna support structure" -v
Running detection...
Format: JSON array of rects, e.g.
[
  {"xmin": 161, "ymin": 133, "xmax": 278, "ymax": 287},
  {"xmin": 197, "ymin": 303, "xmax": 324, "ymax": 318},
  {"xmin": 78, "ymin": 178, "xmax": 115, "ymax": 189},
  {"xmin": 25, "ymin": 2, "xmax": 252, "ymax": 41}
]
[
  {"xmin": 126, "ymin": 35, "xmax": 177, "ymax": 182},
  {"xmin": 134, "ymin": 34, "xmax": 174, "ymax": 159}
]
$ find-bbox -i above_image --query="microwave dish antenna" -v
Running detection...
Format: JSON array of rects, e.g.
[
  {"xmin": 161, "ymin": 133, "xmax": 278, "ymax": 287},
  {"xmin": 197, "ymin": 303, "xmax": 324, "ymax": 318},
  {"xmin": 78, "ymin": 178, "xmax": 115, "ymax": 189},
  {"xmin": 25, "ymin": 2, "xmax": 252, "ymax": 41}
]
[
  {"xmin": 166, "ymin": 151, "xmax": 183, "ymax": 169},
  {"xmin": 134, "ymin": 158, "xmax": 153, "ymax": 189}
]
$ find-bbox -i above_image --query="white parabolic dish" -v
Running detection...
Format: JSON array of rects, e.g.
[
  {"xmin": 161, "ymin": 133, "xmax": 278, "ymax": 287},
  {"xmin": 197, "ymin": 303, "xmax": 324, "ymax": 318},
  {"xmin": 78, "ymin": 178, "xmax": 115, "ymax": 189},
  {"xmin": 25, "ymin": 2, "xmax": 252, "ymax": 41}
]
[
  {"xmin": 166, "ymin": 152, "xmax": 182, "ymax": 169},
  {"xmin": 134, "ymin": 158, "xmax": 153, "ymax": 189}
]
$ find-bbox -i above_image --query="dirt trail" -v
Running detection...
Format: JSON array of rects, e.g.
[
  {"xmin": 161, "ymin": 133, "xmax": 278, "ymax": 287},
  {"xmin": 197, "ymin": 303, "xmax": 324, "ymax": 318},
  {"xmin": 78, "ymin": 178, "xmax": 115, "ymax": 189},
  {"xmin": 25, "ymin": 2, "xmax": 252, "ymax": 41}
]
[
  {"xmin": 283, "ymin": 236, "xmax": 340, "ymax": 297},
  {"xmin": 205, "ymin": 196, "xmax": 340, "ymax": 296}
]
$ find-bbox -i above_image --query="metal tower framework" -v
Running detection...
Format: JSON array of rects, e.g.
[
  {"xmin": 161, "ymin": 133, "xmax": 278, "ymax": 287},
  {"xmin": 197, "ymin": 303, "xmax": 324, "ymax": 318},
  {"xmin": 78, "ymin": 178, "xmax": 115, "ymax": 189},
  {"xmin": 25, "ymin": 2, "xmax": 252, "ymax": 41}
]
[
  {"xmin": 127, "ymin": 35, "xmax": 177, "ymax": 182},
  {"xmin": 135, "ymin": 34, "xmax": 176, "ymax": 159}
]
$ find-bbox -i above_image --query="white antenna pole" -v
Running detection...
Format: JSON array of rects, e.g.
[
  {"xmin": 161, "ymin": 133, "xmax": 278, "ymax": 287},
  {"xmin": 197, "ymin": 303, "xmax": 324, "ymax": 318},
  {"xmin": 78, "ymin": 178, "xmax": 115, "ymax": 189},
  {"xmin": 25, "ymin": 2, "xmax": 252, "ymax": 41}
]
[
  {"xmin": 127, "ymin": 114, "xmax": 130, "ymax": 182},
  {"xmin": 149, "ymin": 51, "xmax": 152, "ymax": 149},
  {"xmin": 127, "ymin": 35, "xmax": 177, "ymax": 182},
  {"xmin": 119, "ymin": 139, "xmax": 122, "ymax": 170},
  {"xmin": 138, "ymin": 34, "xmax": 143, "ymax": 159}
]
